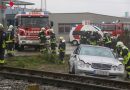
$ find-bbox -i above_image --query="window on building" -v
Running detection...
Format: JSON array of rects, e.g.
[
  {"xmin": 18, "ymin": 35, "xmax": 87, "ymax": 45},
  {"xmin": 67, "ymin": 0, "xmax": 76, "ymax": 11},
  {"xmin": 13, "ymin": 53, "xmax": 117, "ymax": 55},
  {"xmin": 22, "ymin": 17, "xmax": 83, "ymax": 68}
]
[
  {"xmin": 58, "ymin": 23, "xmax": 81, "ymax": 34},
  {"xmin": 59, "ymin": 25, "xmax": 64, "ymax": 33},
  {"xmin": 123, "ymin": 24, "xmax": 130, "ymax": 31}
]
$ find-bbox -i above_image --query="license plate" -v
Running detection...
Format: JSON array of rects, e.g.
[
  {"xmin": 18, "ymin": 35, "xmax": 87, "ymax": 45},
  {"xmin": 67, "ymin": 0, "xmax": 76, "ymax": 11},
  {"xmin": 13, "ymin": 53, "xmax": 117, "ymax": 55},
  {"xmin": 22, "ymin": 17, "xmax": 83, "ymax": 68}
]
[{"xmin": 94, "ymin": 70, "xmax": 109, "ymax": 76}]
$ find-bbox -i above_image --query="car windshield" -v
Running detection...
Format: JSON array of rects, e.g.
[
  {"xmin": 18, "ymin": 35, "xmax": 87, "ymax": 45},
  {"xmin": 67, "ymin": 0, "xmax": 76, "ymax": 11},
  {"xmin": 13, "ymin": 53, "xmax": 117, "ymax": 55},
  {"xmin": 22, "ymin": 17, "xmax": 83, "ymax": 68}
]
[{"xmin": 79, "ymin": 46, "xmax": 115, "ymax": 58}]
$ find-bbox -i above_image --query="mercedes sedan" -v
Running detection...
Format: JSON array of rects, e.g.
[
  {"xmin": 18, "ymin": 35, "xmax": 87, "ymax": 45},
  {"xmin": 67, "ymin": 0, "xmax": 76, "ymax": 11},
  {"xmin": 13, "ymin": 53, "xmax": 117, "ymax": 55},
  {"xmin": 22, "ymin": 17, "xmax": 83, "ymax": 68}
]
[{"xmin": 69, "ymin": 45, "xmax": 125, "ymax": 79}]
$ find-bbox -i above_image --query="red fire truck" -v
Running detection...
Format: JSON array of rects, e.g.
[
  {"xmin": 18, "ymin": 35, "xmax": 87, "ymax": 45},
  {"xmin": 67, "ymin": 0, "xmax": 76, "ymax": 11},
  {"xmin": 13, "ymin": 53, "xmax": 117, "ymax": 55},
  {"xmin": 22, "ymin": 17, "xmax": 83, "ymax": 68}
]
[
  {"xmin": 14, "ymin": 12, "xmax": 52, "ymax": 51},
  {"xmin": 94, "ymin": 22, "xmax": 130, "ymax": 36}
]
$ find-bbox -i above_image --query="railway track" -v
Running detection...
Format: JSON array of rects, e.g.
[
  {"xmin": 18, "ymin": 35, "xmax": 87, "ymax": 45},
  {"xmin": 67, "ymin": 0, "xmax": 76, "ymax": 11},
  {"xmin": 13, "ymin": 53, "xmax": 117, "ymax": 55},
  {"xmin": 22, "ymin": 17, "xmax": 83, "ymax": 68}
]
[{"xmin": 0, "ymin": 66, "xmax": 130, "ymax": 90}]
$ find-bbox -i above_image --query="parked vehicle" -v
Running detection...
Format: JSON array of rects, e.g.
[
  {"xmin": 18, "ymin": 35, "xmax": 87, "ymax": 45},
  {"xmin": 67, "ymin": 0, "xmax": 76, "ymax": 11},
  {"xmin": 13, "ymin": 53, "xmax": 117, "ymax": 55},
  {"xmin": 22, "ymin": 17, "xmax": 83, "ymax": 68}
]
[
  {"xmin": 14, "ymin": 12, "xmax": 53, "ymax": 51},
  {"xmin": 69, "ymin": 24, "xmax": 103, "ymax": 45},
  {"xmin": 94, "ymin": 22, "xmax": 130, "ymax": 36},
  {"xmin": 69, "ymin": 44, "xmax": 125, "ymax": 79}
]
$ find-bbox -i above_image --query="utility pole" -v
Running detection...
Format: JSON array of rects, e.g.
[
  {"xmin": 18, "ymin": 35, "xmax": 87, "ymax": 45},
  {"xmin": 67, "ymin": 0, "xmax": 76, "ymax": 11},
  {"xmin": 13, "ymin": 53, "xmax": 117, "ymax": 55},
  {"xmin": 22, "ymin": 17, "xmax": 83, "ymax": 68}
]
[
  {"xmin": 41, "ymin": 0, "xmax": 43, "ymax": 11},
  {"xmin": 45, "ymin": 0, "xmax": 46, "ymax": 11}
]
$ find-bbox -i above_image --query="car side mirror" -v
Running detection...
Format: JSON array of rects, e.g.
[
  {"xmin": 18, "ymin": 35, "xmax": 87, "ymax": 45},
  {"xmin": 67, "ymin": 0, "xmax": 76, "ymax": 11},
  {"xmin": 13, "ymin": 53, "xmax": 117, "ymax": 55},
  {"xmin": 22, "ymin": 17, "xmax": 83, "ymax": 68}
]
[{"xmin": 118, "ymin": 58, "xmax": 124, "ymax": 61}]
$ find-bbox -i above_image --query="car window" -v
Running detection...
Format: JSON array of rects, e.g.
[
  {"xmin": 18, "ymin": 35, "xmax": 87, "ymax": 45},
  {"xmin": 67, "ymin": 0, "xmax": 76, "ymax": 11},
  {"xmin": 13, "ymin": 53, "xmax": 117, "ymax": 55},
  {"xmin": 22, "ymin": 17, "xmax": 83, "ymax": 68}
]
[{"xmin": 79, "ymin": 46, "xmax": 115, "ymax": 58}]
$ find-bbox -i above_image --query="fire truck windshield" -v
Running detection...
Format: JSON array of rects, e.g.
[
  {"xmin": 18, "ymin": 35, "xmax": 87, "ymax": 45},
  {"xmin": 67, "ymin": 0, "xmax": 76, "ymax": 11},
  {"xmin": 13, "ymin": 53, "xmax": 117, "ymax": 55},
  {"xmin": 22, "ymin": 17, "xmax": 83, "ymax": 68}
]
[{"xmin": 18, "ymin": 17, "xmax": 49, "ymax": 28}]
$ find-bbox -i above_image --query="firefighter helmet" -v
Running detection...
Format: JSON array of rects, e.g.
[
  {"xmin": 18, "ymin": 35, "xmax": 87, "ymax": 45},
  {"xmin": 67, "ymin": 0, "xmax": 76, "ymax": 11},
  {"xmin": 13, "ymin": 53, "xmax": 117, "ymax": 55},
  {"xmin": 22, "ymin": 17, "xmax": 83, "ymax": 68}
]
[
  {"xmin": 49, "ymin": 28, "xmax": 54, "ymax": 32},
  {"xmin": 41, "ymin": 27, "xmax": 46, "ymax": 31},
  {"xmin": 9, "ymin": 25, "xmax": 13, "ymax": 29},
  {"xmin": 0, "ymin": 23, "xmax": 4, "ymax": 30},
  {"xmin": 116, "ymin": 41, "xmax": 124, "ymax": 47},
  {"xmin": 8, "ymin": 25, "xmax": 14, "ymax": 31},
  {"xmin": 59, "ymin": 37, "xmax": 64, "ymax": 40}
]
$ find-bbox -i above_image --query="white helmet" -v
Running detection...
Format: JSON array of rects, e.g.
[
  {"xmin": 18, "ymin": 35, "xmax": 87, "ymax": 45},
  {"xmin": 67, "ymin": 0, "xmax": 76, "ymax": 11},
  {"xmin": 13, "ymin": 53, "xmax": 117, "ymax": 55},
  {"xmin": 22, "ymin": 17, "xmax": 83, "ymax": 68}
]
[
  {"xmin": 9, "ymin": 25, "xmax": 13, "ymax": 29},
  {"xmin": 41, "ymin": 27, "xmax": 46, "ymax": 31},
  {"xmin": 116, "ymin": 41, "xmax": 124, "ymax": 47},
  {"xmin": 49, "ymin": 29, "xmax": 54, "ymax": 32},
  {"xmin": 8, "ymin": 25, "xmax": 14, "ymax": 31},
  {"xmin": 59, "ymin": 37, "xmax": 64, "ymax": 40},
  {"xmin": 0, "ymin": 23, "xmax": 4, "ymax": 29}
]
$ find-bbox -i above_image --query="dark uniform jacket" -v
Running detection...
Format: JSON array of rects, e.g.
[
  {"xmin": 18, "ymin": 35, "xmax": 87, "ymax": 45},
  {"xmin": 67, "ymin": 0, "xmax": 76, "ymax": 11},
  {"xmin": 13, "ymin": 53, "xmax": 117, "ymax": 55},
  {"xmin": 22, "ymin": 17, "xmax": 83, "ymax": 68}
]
[
  {"xmin": 38, "ymin": 31, "xmax": 47, "ymax": 43},
  {"xmin": 6, "ymin": 31, "xmax": 14, "ymax": 42},
  {"xmin": 59, "ymin": 40, "xmax": 66, "ymax": 52},
  {"xmin": 0, "ymin": 31, "xmax": 6, "ymax": 48}
]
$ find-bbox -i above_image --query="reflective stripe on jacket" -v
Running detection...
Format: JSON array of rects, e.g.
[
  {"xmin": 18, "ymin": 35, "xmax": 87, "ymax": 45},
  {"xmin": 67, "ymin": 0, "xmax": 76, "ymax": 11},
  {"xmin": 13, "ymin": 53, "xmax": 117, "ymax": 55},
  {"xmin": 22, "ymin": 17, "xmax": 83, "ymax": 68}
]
[
  {"xmin": 123, "ymin": 52, "xmax": 130, "ymax": 65},
  {"xmin": 105, "ymin": 37, "xmax": 111, "ymax": 44}
]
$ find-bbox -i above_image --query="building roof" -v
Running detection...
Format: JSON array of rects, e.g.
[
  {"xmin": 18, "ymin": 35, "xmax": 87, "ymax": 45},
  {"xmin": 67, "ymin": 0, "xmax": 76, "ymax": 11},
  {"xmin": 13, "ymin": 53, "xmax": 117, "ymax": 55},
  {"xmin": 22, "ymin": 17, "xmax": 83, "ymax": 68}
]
[{"xmin": 3, "ymin": 0, "xmax": 34, "ymax": 5}]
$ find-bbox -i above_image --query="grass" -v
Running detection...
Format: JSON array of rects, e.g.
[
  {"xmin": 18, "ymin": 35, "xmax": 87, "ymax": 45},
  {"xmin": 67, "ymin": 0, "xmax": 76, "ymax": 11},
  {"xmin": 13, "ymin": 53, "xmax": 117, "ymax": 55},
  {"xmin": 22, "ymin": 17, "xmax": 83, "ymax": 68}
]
[{"xmin": 5, "ymin": 54, "xmax": 70, "ymax": 73}]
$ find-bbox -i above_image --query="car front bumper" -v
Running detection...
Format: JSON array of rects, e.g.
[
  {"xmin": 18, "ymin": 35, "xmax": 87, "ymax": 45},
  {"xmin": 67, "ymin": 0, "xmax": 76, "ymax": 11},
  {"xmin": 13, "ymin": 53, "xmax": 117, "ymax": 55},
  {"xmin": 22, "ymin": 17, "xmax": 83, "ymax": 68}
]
[
  {"xmin": 19, "ymin": 40, "xmax": 40, "ymax": 45},
  {"xmin": 75, "ymin": 69, "xmax": 124, "ymax": 78}
]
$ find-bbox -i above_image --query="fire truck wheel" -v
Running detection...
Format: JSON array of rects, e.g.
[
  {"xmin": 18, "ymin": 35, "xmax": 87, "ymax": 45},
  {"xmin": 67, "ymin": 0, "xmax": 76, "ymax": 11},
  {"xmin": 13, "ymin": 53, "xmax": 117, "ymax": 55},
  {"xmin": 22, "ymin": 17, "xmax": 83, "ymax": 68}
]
[
  {"xmin": 72, "ymin": 40, "xmax": 78, "ymax": 46},
  {"xmin": 34, "ymin": 46, "xmax": 40, "ymax": 51},
  {"xmin": 18, "ymin": 45, "xmax": 24, "ymax": 51},
  {"xmin": 15, "ymin": 43, "xmax": 19, "ymax": 50}
]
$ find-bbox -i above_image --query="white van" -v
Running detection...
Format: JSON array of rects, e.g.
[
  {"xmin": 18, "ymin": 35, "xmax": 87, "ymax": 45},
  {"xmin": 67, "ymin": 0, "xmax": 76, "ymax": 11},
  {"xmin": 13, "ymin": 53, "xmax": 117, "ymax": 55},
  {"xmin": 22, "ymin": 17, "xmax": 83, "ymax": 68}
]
[{"xmin": 69, "ymin": 24, "xmax": 103, "ymax": 45}]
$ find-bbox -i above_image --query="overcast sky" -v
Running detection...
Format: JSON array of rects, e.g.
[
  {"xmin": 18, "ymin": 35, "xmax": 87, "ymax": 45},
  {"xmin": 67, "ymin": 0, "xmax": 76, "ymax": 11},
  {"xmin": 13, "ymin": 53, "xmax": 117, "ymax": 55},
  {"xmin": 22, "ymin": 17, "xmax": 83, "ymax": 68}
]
[{"xmin": 20, "ymin": 0, "xmax": 130, "ymax": 17}]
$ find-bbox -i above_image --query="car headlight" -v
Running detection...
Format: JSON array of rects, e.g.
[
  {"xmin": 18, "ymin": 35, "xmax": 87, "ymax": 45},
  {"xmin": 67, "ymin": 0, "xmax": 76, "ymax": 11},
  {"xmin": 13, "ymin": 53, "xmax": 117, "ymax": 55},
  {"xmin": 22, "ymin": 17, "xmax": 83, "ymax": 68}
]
[
  {"xmin": 77, "ymin": 60, "xmax": 86, "ymax": 68},
  {"xmin": 112, "ymin": 65, "xmax": 117, "ymax": 71},
  {"xmin": 117, "ymin": 64, "xmax": 124, "ymax": 71}
]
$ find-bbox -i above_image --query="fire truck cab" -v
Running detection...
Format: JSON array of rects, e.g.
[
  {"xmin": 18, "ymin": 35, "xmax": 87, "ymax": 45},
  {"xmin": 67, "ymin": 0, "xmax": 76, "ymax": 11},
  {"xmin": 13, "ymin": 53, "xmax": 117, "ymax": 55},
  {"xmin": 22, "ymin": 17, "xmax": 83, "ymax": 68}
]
[{"xmin": 14, "ymin": 12, "xmax": 52, "ymax": 51}]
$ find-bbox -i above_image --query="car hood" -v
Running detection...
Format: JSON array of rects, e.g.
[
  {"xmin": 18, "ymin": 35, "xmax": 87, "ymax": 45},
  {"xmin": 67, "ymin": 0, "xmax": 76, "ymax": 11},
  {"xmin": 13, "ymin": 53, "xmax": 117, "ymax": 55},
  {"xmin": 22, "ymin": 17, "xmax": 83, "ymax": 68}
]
[{"xmin": 78, "ymin": 55, "xmax": 122, "ymax": 65}]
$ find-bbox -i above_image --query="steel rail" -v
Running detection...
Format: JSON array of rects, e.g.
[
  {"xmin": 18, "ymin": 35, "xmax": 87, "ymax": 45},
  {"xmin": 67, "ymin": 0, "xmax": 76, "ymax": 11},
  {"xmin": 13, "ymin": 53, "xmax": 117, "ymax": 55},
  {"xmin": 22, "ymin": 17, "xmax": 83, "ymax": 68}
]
[
  {"xmin": 0, "ymin": 71, "xmax": 119, "ymax": 90},
  {"xmin": 0, "ymin": 66, "xmax": 130, "ymax": 90}
]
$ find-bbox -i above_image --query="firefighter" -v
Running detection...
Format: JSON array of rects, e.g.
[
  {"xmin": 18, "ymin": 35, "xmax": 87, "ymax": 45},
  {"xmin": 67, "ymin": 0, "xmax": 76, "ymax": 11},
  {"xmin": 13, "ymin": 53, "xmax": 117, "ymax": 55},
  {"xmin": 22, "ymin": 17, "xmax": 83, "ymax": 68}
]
[
  {"xmin": 80, "ymin": 32, "xmax": 87, "ymax": 44},
  {"xmin": 50, "ymin": 29, "xmax": 57, "ymax": 54},
  {"xmin": 58, "ymin": 37, "xmax": 66, "ymax": 63},
  {"xmin": 103, "ymin": 33, "xmax": 112, "ymax": 48},
  {"xmin": 38, "ymin": 27, "xmax": 47, "ymax": 53},
  {"xmin": 115, "ymin": 41, "xmax": 124, "ymax": 57},
  {"xmin": 6, "ymin": 25, "xmax": 15, "ymax": 57},
  {"xmin": 93, "ymin": 31, "xmax": 102, "ymax": 45},
  {"xmin": 89, "ymin": 32, "xmax": 97, "ymax": 45},
  {"xmin": 116, "ymin": 42, "xmax": 130, "ymax": 78},
  {"xmin": 0, "ymin": 23, "xmax": 6, "ymax": 65},
  {"xmin": 85, "ymin": 31, "xmax": 91, "ymax": 44}
]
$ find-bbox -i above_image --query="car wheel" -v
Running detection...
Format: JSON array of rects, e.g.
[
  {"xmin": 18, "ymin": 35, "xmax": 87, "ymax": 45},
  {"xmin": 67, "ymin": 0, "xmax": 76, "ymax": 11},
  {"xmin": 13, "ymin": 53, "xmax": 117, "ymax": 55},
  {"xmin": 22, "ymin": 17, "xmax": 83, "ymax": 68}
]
[
  {"xmin": 72, "ymin": 40, "xmax": 78, "ymax": 46},
  {"xmin": 34, "ymin": 46, "xmax": 40, "ymax": 51}
]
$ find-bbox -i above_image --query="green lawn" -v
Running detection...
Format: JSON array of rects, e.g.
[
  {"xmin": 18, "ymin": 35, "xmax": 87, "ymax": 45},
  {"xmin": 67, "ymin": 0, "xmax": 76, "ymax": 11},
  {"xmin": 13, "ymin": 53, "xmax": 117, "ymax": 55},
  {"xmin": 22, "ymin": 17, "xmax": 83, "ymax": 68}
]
[{"xmin": 5, "ymin": 54, "xmax": 70, "ymax": 73}]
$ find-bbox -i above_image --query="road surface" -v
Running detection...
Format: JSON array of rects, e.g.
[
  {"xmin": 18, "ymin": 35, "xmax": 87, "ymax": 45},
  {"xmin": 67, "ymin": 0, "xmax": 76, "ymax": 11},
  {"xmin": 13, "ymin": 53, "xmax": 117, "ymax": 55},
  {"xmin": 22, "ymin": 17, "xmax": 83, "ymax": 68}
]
[{"xmin": 14, "ymin": 43, "xmax": 76, "ymax": 56}]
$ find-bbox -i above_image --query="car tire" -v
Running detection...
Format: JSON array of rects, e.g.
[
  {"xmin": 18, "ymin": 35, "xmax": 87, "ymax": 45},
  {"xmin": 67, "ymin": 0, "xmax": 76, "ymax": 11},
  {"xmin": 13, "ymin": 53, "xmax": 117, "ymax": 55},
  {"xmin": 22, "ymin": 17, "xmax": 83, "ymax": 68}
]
[
  {"xmin": 72, "ymin": 40, "xmax": 78, "ymax": 46},
  {"xmin": 34, "ymin": 46, "xmax": 40, "ymax": 51}
]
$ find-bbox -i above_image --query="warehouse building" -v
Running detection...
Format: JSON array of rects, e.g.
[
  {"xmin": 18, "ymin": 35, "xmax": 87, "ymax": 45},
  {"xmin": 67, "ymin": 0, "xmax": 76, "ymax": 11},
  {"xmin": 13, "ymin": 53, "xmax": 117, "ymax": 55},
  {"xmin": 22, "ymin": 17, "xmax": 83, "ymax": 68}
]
[{"xmin": 49, "ymin": 12, "xmax": 130, "ymax": 41}]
